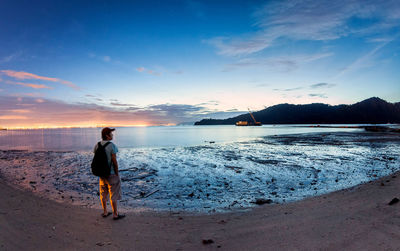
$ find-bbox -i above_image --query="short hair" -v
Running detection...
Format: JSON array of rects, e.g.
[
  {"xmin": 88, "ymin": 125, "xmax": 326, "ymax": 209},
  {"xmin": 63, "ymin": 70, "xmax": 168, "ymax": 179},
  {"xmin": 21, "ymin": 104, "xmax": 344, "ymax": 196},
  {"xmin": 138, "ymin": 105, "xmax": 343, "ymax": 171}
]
[{"xmin": 101, "ymin": 127, "xmax": 115, "ymax": 140}]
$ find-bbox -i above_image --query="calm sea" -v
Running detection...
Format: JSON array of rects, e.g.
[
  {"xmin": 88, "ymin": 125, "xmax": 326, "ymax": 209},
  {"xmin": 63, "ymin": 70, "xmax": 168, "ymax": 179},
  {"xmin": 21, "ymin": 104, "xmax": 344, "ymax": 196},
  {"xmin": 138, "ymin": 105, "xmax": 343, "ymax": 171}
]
[{"xmin": 0, "ymin": 125, "xmax": 364, "ymax": 151}]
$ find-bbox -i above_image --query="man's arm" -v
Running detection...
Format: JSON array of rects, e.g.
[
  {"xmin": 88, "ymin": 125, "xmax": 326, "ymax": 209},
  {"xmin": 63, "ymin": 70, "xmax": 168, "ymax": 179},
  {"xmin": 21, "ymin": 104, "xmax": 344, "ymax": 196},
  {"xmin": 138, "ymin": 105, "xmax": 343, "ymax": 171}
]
[{"xmin": 111, "ymin": 153, "xmax": 119, "ymax": 176}]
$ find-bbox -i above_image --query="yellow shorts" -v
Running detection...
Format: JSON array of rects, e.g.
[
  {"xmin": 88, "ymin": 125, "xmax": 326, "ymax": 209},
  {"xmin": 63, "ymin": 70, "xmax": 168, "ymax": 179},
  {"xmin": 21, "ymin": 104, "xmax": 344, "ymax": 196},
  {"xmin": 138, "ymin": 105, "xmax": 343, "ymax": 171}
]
[{"xmin": 99, "ymin": 174, "xmax": 122, "ymax": 202}]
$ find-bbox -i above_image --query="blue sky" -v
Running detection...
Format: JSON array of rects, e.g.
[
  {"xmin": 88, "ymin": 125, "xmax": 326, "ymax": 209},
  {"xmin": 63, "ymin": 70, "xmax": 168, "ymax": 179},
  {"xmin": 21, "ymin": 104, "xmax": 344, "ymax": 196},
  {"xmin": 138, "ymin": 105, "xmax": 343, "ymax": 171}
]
[{"xmin": 0, "ymin": 0, "xmax": 399, "ymax": 128}]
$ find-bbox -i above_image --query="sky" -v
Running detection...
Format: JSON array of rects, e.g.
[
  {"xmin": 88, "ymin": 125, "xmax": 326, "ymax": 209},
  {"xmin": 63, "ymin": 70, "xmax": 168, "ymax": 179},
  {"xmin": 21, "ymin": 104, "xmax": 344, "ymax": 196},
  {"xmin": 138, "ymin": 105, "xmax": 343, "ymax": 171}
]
[{"xmin": 0, "ymin": 0, "xmax": 399, "ymax": 128}]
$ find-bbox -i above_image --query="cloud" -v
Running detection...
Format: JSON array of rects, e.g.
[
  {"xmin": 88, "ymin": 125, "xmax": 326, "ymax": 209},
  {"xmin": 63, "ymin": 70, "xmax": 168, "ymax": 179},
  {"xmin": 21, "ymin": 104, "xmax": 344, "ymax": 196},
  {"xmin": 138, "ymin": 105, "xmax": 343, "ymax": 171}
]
[
  {"xmin": 136, "ymin": 67, "xmax": 145, "ymax": 72},
  {"xmin": 274, "ymin": 87, "xmax": 303, "ymax": 92},
  {"xmin": 0, "ymin": 52, "xmax": 22, "ymax": 63},
  {"xmin": 147, "ymin": 104, "xmax": 207, "ymax": 118},
  {"xmin": 255, "ymin": 83, "xmax": 269, "ymax": 88},
  {"xmin": 284, "ymin": 87, "xmax": 303, "ymax": 91},
  {"xmin": 0, "ymin": 70, "xmax": 79, "ymax": 90},
  {"xmin": 0, "ymin": 115, "xmax": 27, "ymax": 120},
  {"xmin": 10, "ymin": 109, "xmax": 30, "ymax": 113},
  {"xmin": 335, "ymin": 39, "xmax": 393, "ymax": 78},
  {"xmin": 206, "ymin": 0, "xmax": 400, "ymax": 56},
  {"xmin": 0, "ymin": 96, "xmax": 237, "ymax": 127},
  {"xmin": 145, "ymin": 103, "xmax": 246, "ymax": 121},
  {"xmin": 110, "ymin": 102, "xmax": 137, "ymax": 107},
  {"xmin": 0, "ymin": 94, "xmax": 264, "ymax": 127},
  {"xmin": 136, "ymin": 67, "xmax": 162, "ymax": 76},
  {"xmin": 224, "ymin": 52, "xmax": 333, "ymax": 71},
  {"xmin": 9, "ymin": 92, "xmax": 44, "ymax": 97},
  {"xmin": 205, "ymin": 36, "xmax": 273, "ymax": 56},
  {"xmin": 4, "ymin": 80, "xmax": 53, "ymax": 89},
  {"xmin": 147, "ymin": 70, "xmax": 162, "ymax": 76},
  {"xmin": 125, "ymin": 107, "xmax": 141, "ymax": 111},
  {"xmin": 89, "ymin": 53, "xmax": 113, "ymax": 64},
  {"xmin": 0, "ymin": 96, "xmax": 150, "ymax": 127},
  {"xmin": 309, "ymin": 83, "xmax": 336, "ymax": 89},
  {"xmin": 367, "ymin": 37, "xmax": 395, "ymax": 43},
  {"xmin": 276, "ymin": 83, "xmax": 335, "ymax": 95},
  {"xmin": 196, "ymin": 100, "xmax": 220, "ymax": 106},
  {"xmin": 308, "ymin": 93, "xmax": 328, "ymax": 98},
  {"xmin": 1, "ymin": 70, "xmax": 59, "ymax": 82}
]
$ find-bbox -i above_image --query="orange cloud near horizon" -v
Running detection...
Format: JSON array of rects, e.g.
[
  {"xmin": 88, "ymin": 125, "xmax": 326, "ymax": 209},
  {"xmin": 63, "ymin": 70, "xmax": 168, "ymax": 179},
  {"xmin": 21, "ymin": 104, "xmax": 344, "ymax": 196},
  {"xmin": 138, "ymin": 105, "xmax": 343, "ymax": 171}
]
[
  {"xmin": 10, "ymin": 109, "xmax": 30, "ymax": 113},
  {"xmin": 0, "ymin": 115, "xmax": 28, "ymax": 120},
  {"xmin": 0, "ymin": 96, "xmax": 172, "ymax": 129},
  {"xmin": 1, "ymin": 70, "xmax": 59, "ymax": 82},
  {"xmin": 0, "ymin": 70, "xmax": 79, "ymax": 90},
  {"xmin": 6, "ymin": 81, "xmax": 53, "ymax": 89},
  {"xmin": 0, "ymin": 95, "xmax": 226, "ymax": 129}
]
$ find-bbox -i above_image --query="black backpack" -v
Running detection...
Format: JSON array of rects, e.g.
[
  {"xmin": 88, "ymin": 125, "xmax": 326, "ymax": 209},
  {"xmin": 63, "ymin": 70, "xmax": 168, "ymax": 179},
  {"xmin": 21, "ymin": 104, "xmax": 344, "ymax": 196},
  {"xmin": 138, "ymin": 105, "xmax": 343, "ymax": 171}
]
[{"xmin": 91, "ymin": 142, "xmax": 111, "ymax": 177}]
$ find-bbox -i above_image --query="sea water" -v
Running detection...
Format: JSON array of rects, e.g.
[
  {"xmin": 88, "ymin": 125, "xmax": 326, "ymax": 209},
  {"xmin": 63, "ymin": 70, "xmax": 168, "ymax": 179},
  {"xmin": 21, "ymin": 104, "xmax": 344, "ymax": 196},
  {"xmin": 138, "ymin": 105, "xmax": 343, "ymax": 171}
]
[
  {"xmin": 0, "ymin": 125, "xmax": 399, "ymax": 213},
  {"xmin": 0, "ymin": 125, "xmax": 364, "ymax": 151}
]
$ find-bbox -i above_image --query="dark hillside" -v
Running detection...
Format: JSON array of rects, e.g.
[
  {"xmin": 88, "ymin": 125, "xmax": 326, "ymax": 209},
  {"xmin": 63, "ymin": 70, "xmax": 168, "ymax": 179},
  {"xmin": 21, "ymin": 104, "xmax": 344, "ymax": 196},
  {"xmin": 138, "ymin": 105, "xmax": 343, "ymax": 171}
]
[{"xmin": 194, "ymin": 97, "xmax": 400, "ymax": 125}]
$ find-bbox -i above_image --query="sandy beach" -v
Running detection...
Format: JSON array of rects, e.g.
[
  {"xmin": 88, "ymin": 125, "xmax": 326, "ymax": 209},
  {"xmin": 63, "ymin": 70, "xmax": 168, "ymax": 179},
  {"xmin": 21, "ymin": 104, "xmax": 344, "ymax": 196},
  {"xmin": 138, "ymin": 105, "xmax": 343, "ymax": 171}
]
[{"xmin": 1, "ymin": 170, "xmax": 400, "ymax": 250}]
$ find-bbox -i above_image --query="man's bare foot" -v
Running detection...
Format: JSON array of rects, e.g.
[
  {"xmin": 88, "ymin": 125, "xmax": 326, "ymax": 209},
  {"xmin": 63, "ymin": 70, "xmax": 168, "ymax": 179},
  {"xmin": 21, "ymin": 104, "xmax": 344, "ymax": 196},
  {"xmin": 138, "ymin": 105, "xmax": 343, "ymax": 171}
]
[
  {"xmin": 101, "ymin": 212, "xmax": 112, "ymax": 218},
  {"xmin": 113, "ymin": 214, "xmax": 125, "ymax": 220}
]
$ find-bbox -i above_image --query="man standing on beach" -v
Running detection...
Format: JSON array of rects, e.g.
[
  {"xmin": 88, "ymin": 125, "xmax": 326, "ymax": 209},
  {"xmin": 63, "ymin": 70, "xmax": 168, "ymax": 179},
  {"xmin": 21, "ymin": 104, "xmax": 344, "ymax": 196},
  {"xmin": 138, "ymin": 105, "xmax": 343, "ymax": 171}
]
[{"xmin": 94, "ymin": 127, "xmax": 125, "ymax": 220}]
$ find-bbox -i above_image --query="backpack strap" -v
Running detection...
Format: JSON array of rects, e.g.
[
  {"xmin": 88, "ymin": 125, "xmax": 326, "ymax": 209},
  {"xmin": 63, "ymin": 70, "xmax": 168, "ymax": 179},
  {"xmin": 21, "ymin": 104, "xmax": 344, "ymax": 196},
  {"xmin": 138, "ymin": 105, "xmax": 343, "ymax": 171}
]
[{"xmin": 98, "ymin": 141, "xmax": 111, "ymax": 149}]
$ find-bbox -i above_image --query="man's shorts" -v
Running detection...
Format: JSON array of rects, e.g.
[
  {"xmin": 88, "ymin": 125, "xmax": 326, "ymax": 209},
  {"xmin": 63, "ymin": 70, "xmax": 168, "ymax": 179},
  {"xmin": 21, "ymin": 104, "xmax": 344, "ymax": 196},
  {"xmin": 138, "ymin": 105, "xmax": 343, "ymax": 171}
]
[{"xmin": 99, "ymin": 174, "xmax": 122, "ymax": 201}]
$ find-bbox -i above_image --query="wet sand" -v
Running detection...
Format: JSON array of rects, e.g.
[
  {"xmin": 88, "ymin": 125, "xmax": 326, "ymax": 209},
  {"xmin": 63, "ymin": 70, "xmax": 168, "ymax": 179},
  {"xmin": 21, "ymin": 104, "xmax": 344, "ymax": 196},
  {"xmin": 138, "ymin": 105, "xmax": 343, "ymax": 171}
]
[{"xmin": 1, "ymin": 170, "xmax": 400, "ymax": 250}]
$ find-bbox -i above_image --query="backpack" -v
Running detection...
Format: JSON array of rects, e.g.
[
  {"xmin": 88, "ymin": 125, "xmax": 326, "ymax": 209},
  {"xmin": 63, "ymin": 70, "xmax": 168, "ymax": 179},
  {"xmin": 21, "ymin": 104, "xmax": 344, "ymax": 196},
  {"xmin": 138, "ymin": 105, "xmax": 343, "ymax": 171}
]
[{"xmin": 91, "ymin": 142, "xmax": 111, "ymax": 177}]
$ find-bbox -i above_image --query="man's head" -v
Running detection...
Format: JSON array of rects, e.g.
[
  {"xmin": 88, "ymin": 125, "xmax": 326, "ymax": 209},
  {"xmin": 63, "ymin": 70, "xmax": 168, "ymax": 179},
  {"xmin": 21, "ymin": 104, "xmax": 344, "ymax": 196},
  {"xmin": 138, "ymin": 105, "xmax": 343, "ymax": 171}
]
[{"xmin": 101, "ymin": 127, "xmax": 115, "ymax": 140}]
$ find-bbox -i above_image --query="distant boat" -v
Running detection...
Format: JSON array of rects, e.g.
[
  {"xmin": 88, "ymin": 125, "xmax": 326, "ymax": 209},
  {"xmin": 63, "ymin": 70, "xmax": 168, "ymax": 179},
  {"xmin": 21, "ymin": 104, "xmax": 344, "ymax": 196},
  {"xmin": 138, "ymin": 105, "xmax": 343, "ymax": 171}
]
[
  {"xmin": 236, "ymin": 109, "xmax": 262, "ymax": 126},
  {"xmin": 236, "ymin": 121, "xmax": 249, "ymax": 126}
]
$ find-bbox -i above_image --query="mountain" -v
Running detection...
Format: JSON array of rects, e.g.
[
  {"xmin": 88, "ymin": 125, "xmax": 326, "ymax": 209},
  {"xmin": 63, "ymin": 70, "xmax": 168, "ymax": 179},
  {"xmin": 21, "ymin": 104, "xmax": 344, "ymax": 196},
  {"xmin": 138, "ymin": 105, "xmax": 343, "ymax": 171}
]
[
  {"xmin": 177, "ymin": 121, "xmax": 196, "ymax": 126},
  {"xmin": 194, "ymin": 97, "xmax": 400, "ymax": 125}
]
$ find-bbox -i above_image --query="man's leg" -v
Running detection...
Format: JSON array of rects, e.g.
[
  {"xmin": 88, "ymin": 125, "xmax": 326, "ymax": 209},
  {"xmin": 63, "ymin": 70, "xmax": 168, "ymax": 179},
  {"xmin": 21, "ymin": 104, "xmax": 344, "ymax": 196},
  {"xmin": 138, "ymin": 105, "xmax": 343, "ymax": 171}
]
[
  {"xmin": 109, "ymin": 175, "xmax": 124, "ymax": 219},
  {"xmin": 111, "ymin": 199, "xmax": 124, "ymax": 219},
  {"xmin": 99, "ymin": 178, "xmax": 109, "ymax": 216},
  {"xmin": 111, "ymin": 199, "xmax": 118, "ymax": 217},
  {"xmin": 101, "ymin": 195, "xmax": 108, "ymax": 215}
]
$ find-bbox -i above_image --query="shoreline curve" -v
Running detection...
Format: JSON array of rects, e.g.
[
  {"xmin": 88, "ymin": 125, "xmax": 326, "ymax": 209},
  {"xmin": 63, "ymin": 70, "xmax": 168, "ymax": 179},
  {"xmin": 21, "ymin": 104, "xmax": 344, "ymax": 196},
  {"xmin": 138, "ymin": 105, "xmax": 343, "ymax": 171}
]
[{"xmin": 1, "ymin": 170, "xmax": 400, "ymax": 250}]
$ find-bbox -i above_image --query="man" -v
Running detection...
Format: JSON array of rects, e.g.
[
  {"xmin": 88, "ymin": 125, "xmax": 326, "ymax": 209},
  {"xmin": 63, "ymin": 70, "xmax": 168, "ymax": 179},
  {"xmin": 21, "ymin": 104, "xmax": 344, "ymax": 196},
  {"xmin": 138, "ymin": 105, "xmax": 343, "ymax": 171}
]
[{"xmin": 94, "ymin": 127, "xmax": 125, "ymax": 220}]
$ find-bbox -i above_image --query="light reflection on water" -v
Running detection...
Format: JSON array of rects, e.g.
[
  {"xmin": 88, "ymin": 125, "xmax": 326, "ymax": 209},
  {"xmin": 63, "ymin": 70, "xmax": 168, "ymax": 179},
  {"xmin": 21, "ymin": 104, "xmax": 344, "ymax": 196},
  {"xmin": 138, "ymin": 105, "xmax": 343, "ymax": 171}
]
[{"xmin": 0, "ymin": 125, "xmax": 363, "ymax": 151}]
